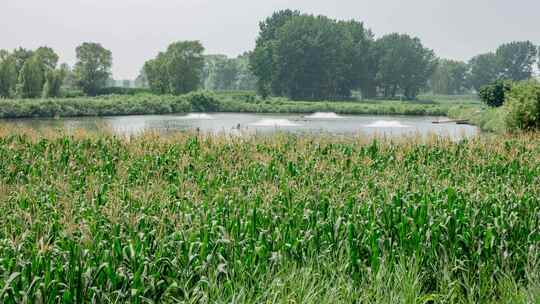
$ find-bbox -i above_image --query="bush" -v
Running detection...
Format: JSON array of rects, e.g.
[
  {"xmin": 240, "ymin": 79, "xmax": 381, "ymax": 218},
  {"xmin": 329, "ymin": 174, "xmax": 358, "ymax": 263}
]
[
  {"xmin": 478, "ymin": 80, "xmax": 512, "ymax": 107},
  {"xmin": 96, "ymin": 87, "xmax": 152, "ymax": 96},
  {"xmin": 503, "ymin": 81, "xmax": 540, "ymax": 131},
  {"xmin": 186, "ymin": 91, "xmax": 221, "ymax": 112}
]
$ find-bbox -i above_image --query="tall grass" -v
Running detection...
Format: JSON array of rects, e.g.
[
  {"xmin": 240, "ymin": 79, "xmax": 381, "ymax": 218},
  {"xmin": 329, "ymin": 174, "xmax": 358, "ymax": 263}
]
[{"xmin": 0, "ymin": 128, "xmax": 538, "ymax": 303}]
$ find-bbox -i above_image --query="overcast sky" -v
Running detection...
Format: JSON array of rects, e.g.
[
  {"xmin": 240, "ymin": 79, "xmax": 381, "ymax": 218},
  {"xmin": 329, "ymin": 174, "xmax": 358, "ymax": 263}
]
[{"xmin": 2, "ymin": 0, "xmax": 539, "ymax": 79}]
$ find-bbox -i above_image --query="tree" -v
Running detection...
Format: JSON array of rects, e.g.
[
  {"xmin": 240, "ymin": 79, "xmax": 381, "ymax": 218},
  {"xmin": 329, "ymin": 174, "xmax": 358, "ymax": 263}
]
[
  {"xmin": 35, "ymin": 47, "xmax": 59, "ymax": 70},
  {"xmin": 338, "ymin": 20, "xmax": 375, "ymax": 99},
  {"xmin": 143, "ymin": 41, "xmax": 205, "ymax": 95},
  {"xmin": 74, "ymin": 42, "xmax": 112, "ymax": 96},
  {"xmin": 496, "ymin": 41, "xmax": 537, "ymax": 81},
  {"xmin": 0, "ymin": 51, "xmax": 17, "ymax": 97},
  {"xmin": 42, "ymin": 69, "xmax": 65, "ymax": 98},
  {"xmin": 134, "ymin": 69, "xmax": 148, "ymax": 88},
  {"xmin": 431, "ymin": 59, "xmax": 470, "ymax": 95},
  {"xmin": 60, "ymin": 63, "xmax": 77, "ymax": 89},
  {"xmin": 144, "ymin": 54, "xmax": 169, "ymax": 94},
  {"xmin": 235, "ymin": 52, "xmax": 257, "ymax": 91},
  {"xmin": 468, "ymin": 53, "xmax": 500, "ymax": 91},
  {"xmin": 250, "ymin": 12, "xmax": 373, "ymax": 100},
  {"xmin": 272, "ymin": 15, "xmax": 361, "ymax": 100},
  {"xmin": 250, "ymin": 9, "xmax": 301, "ymax": 97},
  {"xmin": 374, "ymin": 33, "xmax": 436, "ymax": 99},
  {"xmin": 17, "ymin": 55, "xmax": 45, "ymax": 98},
  {"xmin": 11, "ymin": 48, "xmax": 33, "ymax": 75}
]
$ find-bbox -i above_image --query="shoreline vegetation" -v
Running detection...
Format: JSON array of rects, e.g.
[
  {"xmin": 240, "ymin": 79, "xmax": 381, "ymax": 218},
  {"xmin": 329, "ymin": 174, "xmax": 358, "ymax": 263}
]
[
  {"xmin": 0, "ymin": 91, "xmax": 482, "ymax": 119},
  {"xmin": 0, "ymin": 129, "xmax": 538, "ymax": 302}
]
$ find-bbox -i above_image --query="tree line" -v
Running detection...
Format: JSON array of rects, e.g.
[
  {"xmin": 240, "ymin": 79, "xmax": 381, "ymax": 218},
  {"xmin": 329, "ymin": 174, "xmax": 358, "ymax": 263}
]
[
  {"xmin": 0, "ymin": 42, "xmax": 112, "ymax": 98},
  {"xmin": 431, "ymin": 41, "xmax": 538, "ymax": 95},
  {"xmin": 1, "ymin": 9, "xmax": 539, "ymax": 100}
]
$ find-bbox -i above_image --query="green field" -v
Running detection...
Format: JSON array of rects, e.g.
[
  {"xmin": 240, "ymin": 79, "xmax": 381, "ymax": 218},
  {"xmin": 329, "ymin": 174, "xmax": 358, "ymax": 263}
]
[
  {"xmin": 0, "ymin": 128, "xmax": 538, "ymax": 303},
  {"xmin": 0, "ymin": 92, "xmax": 482, "ymax": 119}
]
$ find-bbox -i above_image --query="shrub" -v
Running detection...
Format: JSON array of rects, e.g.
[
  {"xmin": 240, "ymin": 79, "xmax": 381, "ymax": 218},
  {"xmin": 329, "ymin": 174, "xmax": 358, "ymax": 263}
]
[
  {"xmin": 96, "ymin": 87, "xmax": 152, "ymax": 96},
  {"xmin": 478, "ymin": 80, "xmax": 512, "ymax": 107},
  {"xmin": 503, "ymin": 81, "xmax": 540, "ymax": 131},
  {"xmin": 186, "ymin": 91, "xmax": 221, "ymax": 112}
]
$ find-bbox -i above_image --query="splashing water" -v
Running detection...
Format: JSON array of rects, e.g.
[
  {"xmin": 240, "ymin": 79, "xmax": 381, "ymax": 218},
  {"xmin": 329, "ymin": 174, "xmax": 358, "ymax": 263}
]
[
  {"xmin": 181, "ymin": 113, "xmax": 214, "ymax": 120},
  {"xmin": 250, "ymin": 118, "xmax": 301, "ymax": 127},
  {"xmin": 306, "ymin": 112, "xmax": 344, "ymax": 119},
  {"xmin": 365, "ymin": 120, "xmax": 410, "ymax": 128}
]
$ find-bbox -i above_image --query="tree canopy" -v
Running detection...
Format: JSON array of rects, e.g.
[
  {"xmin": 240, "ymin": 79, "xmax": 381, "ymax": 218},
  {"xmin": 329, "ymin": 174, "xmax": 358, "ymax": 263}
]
[
  {"xmin": 0, "ymin": 47, "xmax": 65, "ymax": 98},
  {"xmin": 374, "ymin": 33, "xmax": 436, "ymax": 99},
  {"xmin": 144, "ymin": 41, "xmax": 205, "ymax": 95},
  {"xmin": 430, "ymin": 59, "xmax": 469, "ymax": 95},
  {"xmin": 251, "ymin": 11, "xmax": 375, "ymax": 100},
  {"xmin": 496, "ymin": 41, "xmax": 537, "ymax": 81},
  {"xmin": 74, "ymin": 42, "xmax": 112, "ymax": 96}
]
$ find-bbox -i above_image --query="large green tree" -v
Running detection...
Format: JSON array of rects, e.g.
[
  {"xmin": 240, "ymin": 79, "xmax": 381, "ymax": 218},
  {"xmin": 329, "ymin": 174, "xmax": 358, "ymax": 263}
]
[
  {"xmin": 143, "ymin": 53, "xmax": 169, "ymax": 94},
  {"xmin": 250, "ymin": 12, "xmax": 373, "ymax": 100},
  {"xmin": 430, "ymin": 59, "xmax": 470, "ymax": 95},
  {"xmin": 468, "ymin": 53, "xmax": 500, "ymax": 91},
  {"xmin": 11, "ymin": 48, "xmax": 34, "ymax": 76},
  {"xmin": 250, "ymin": 9, "xmax": 300, "ymax": 97},
  {"xmin": 16, "ymin": 55, "xmax": 45, "ymax": 98},
  {"xmin": 74, "ymin": 42, "xmax": 112, "ymax": 96},
  {"xmin": 165, "ymin": 41, "xmax": 205, "ymax": 95},
  {"xmin": 143, "ymin": 41, "xmax": 205, "ymax": 95},
  {"xmin": 0, "ymin": 50, "xmax": 17, "ymax": 97},
  {"xmin": 496, "ymin": 41, "xmax": 537, "ymax": 81},
  {"xmin": 272, "ymin": 15, "xmax": 357, "ymax": 100},
  {"xmin": 35, "ymin": 47, "xmax": 59, "ymax": 70},
  {"xmin": 42, "ymin": 69, "xmax": 65, "ymax": 98},
  {"xmin": 374, "ymin": 33, "xmax": 436, "ymax": 99}
]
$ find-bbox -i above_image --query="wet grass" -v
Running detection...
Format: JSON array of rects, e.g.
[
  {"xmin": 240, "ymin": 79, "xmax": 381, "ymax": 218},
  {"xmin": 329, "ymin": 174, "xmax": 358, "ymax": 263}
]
[{"xmin": 0, "ymin": 128, "xmax": 538, "ymax": 303}]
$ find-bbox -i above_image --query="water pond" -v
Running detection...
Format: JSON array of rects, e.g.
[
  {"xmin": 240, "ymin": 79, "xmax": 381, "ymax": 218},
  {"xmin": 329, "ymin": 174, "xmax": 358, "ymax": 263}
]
[{"xmin": 1, "ymin": 112, "xmax": 479, "ymax": 139}]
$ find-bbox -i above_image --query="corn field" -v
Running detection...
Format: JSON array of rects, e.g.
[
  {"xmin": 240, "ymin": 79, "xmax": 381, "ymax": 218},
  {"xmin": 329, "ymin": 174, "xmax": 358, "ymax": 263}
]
[{"xmin": 0, "ymin": 128, "xmax": 539, "ymax": 303}]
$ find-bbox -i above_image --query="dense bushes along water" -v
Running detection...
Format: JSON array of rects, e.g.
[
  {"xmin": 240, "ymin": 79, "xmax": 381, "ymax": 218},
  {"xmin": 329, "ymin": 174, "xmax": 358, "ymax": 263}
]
[
  {"xmin": 0, "ymin": 92, "xmax": 457, "ymax": 119},
  {"xmin": 0, "ymin": 129, "xmax": 538, "ymax": 302}
]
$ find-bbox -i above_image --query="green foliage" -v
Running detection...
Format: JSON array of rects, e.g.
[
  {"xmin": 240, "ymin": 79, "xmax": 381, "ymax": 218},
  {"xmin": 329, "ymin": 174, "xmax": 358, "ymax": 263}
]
[
  {"xmin": 16, "ymin": 55, "xmax": 45, "ymax": 98},
  {"xmin": 478, "ymin": 80, "xmax": 512, "ymax": 107},
  {"xmin": 496, "ymin": 41, "xmax": 538, "ymax": 81},
  {"xmin": 374, "ymin": 33, "xmax": 437, "ymax": 100},
  {"xmin": 250, "ymin": 9, "xmax": 302, "ymax": 98},
  {"xmin": 144, "ymin": 41, "xmax": 205, "ymax": 95},
  {"xmin": 430, "ymin": 59, "xmax": 470, "ymax": 95},
  {"xmin": 468, "ymin": 53, "xmax": 501, "ymax": 91},
  {"xmin": 34, "ymin": 46, "xmax": 59, "ymax": 70},
  {"xmin": 0, "ymin": 93, "xmax": 472, "ymax": 119},
  {"xmin": 0, "ymin": 131, "xmax": 538, "ymax": 302},
  {"xmin": 74, "ymin": 42, "xmax": 113, "ymax": 96},
  {"xmin": 252, "ymin": 12, "xmax": 373, "ymax": 101},
  {"xmin": 185, "ymin": 91, "xmax": 220, "ymax": 112},
  {"xmin": 96, "ymin": 86, "xmax": 151, "ymax": 96},
  {"xmin": 503, "ymin": 80, "xmax": 540, "ymax": 131},
  {"xmin": 0, "ymin": 51, "xmax": 17, "ymax": 98},
  {"xmin": 42, "ymin": 69, "xmax": 65, "ymax": 98},
  {"xmin": 203, "ymin": 55, "xmax": 238, "ymax": 90}
]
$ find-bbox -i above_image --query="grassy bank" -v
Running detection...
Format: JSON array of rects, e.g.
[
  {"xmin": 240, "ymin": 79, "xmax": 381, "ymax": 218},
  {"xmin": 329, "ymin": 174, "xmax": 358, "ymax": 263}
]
[
  {"xmin": 0, "ymin": 92, "xmax": 481, "ymax": 119},
  {"xmin": 0, "ymin": 129, "xmax": 538, "ymax": 303},
  {"xmin": 448, "ymin": 105, "xmax": 506, "ymax": 133}
]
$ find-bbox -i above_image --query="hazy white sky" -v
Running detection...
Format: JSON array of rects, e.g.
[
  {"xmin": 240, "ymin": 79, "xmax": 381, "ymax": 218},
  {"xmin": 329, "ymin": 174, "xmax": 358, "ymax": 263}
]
[{"xmin": 2, "ymin": 0, "xmax": 539, "ymax": 79}]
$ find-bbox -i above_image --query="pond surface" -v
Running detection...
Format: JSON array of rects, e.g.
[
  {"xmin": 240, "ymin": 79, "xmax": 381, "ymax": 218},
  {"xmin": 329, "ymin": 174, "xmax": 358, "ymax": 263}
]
[{"xmin": 1, "ymin": 112, "xmax": 479, "ymax": 139}]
